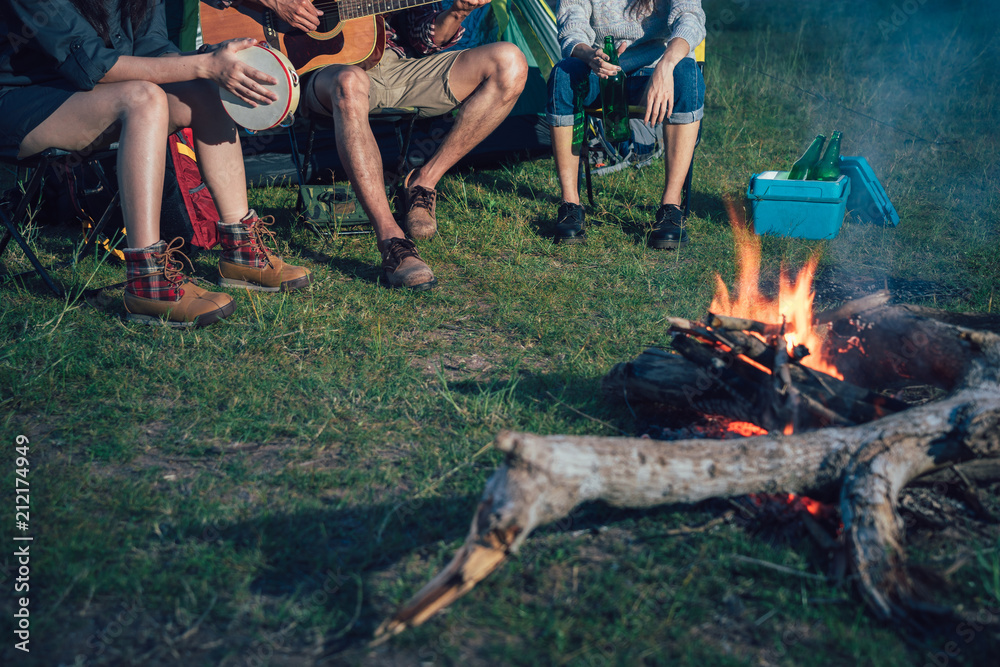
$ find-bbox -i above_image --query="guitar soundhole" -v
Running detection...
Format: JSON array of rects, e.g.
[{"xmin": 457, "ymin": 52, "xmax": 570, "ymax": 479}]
[{"xmin": 316, "ymin": 10, "xmax": 341, "ymax": 33}]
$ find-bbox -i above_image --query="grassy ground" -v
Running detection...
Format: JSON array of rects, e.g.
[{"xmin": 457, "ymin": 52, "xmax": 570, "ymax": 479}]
[{"xmin": 2, "ymin": 1, "xmax": 999, "ymax": 665}]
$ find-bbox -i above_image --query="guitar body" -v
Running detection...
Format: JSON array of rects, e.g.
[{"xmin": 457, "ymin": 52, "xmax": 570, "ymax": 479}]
[{"xmin": 200, "ymin": 3, "xmax": 386, "ymax": 74}]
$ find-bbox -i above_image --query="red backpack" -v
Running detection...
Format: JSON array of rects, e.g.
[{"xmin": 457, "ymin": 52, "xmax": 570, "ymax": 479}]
[{"xmin": 161, "ymin": 128, "xmax": 220, "ymax": 250}]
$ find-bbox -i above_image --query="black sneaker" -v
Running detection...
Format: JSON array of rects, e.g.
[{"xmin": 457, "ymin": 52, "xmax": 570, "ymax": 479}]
[
  {"xmin": 649, "ymin": 204, "xmax": 690, "ymax": 250},
  {"xmin": 554, "ymin": 202, "xmax": 586, "ymax": 244}
]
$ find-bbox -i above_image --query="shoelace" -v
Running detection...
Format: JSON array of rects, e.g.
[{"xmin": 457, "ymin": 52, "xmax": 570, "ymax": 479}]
[
  {"xmin": 127, "ymin": 237, "xmax": 193, "ymax": 290},
  {"xmin": 658, "ymin": 206, "xmax": 684, "ymax": 228},
  {"xmin": 243, "ymin": 214, "xmax": 278, "ymax": 267},
  {"xmin": 381, "ymin": 237, "xmax": 419, "ymax": 268},
  {"xmin": 409, "ymin": 186, "xmax": 436, "ymax": 212}
]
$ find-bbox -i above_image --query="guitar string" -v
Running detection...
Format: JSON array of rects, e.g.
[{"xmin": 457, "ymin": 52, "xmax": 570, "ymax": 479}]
[{"xmin": 309, "ymin": 0, "xmax": 437, "ymax": 11}]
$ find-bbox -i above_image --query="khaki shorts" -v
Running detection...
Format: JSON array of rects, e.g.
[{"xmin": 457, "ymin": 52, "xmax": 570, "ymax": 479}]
[{"xmin": 303, "ymin": 49, "xmax": 464, "ymax": 120}]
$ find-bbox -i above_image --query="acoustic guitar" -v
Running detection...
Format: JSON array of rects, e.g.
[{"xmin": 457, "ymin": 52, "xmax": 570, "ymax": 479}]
[{"xmin": 200, "ymin": 0, "xmax": 442, "ymax": 75}]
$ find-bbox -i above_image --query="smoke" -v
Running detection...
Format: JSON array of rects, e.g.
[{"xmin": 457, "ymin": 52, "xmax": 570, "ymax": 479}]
[{"xmin": 705, "ymin": 0, "xmax": 999, "ymax": 290}]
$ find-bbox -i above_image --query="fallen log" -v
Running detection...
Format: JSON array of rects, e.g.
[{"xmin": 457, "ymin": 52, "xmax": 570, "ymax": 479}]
[{"xmin": 374, "ymin": 303, "xmax": 1000, "ymax": 641}]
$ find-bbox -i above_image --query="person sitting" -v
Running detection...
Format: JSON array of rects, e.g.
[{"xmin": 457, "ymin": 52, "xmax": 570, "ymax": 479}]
[
  {"xmin": 0, "ymin": 0, "xmax": 311, "ymax": 327},
  {"xmin": 224, "ymin": 0, "xmax": 528, "ymax": 290},
  {"xmin": 547, "ymin": 0, "xmax": 705, "ymax": 248}
]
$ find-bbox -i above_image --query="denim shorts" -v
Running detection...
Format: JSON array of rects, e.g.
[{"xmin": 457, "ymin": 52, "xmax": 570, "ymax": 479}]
[
  {"xmin": 0, "ymin": 81, "xmax": 78, "ymax": 151},
  {"xmin": 546, "ymin": 56, "xmax": 704, "ymax": 128}
]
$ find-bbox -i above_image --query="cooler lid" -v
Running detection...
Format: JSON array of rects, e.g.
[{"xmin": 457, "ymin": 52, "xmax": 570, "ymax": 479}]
[{"xmin": 839, "ymin": 156, "xmax": 900, "ymax": 227}]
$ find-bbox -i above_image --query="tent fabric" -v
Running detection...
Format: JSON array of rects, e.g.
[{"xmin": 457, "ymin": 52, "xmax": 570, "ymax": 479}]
[{"xmin": 446, "ymin": 0, "xmax": 559, "ymax": 117}]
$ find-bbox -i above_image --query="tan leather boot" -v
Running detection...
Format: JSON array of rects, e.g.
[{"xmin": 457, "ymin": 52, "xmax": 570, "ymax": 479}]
[
  {"xmin": 124, "ymin": 239, "xmax": 235, "ymax": 328},
  {"xmin": 401, "ymin": 170, "xmax": 438, "ymax": 241},
  {"xmin": 218, "ymin": 210, "xmax": 311, "ymax": 292}
]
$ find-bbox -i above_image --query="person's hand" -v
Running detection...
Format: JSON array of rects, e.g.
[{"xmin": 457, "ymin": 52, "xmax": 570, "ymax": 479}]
[
  {"xmin": 208, "ymin": 38, "xmax": 278, "ymax": 107},
  {"xmin": 575, "ymin": 45, "xmax": 621, "ymax": 79},
  {"xmin": 449, "ymin": 0, "xmax": 493, "ymax": 13},
  {"xmin": 642, "ymin": 60, "xmax": 675, "ymax": 126},
  {"xmin": 259, "ymin": 0, "xmax": 323, "ymax": 33}
]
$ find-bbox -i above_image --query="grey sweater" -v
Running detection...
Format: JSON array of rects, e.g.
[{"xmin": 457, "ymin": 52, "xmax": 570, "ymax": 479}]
[{"xmin": 557, "ymin": 0, "xmax": 706, "ymax": 73}]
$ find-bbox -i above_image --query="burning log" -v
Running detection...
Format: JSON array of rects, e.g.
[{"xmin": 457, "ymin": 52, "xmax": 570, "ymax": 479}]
[
  {"xmin": 374, "ymin": 299, "xmax": 1000, "ymax": 641},
  {"xmin": 604, "ymin": 312, "xmax": 908, "ymax": 433}
]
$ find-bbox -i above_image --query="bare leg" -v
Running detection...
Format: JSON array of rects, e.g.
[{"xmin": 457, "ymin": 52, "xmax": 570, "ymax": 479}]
[
  {"xmin": 551, "ymin": 125, "xmax": 582, "ymax": 204},
  {"xmin": 662, "ymin": 120, "xmax": 700, "ymax": 207},
  {"xmin": 19, "ymin": 81, "xmax": 170, "ymax": 248},
  {"xmin": 407, "ymin": 42, "xmax": 528, "ymax": 190},
  {"xmin": 311, "ymin": 65, "xmax": 405, "ymax": 245},
  {"xmin": 162, "ymin": 80, "xmax": 249, "ymax": 224}
]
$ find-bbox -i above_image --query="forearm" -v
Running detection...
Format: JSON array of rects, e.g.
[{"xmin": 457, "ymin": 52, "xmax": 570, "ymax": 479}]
[
  {"xmin": 99, "ymin": 54, "xmax": 211, "ymax": 85},
  {"xmin": 557, "ymin": 0, "xmax": 596, "ymax": 61},
  {"xmin": 658, "ymin": 36, "xmax": 691, "ymax": 70},
  {"xmin": 570, "ymin": 42, "xmax": 598, "ymax": 61},
  {"xmin": 432, "ymin": 8, "xmax": 472, "ymax": 45}
]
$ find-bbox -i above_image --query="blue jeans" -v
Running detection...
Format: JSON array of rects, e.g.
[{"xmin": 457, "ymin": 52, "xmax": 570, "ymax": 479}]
[{"xmin": 546, "ymin": 56, "xmax": 705, "ymax": 128}]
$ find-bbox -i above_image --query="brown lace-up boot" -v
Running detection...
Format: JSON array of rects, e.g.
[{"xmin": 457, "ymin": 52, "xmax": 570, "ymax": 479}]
[
  {"xmin": 400, "ymin": 170, "xmax": 438, "ymax": 241},
  {"xmin": 217, "ymin": 210, "xmax": 311, "ymax": 292},
  {"xmin": 124, "ymin": 238, "xmax": 235, "ymax": 328},
  {"xmin": 379, "ymin": 237, "xmax": 437, "ymax": 291}
]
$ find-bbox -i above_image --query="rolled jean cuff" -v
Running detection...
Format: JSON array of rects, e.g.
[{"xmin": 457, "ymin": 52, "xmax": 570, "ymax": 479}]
[
  {"xmin": 548, "ymin": 113, "xmax": 576, "ymax": 127},
  {"xmin": 667, "ymin": 106, "xmax": 703, "ymax": 125}
]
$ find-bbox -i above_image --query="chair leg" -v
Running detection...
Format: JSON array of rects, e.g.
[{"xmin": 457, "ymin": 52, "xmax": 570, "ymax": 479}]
[
  {"xmin": 76, "ymin": 191, "xmax": 122, "ymax": 262},
  {"xmin": 681, "ymin": 161, "xmax": 694, "ymax": 219},
  {"xmin": 0, "ymin": 208, "xmax": 63, "ymax": 297},
  {"xmin": 394, "ymin": 113, "xmax": 419, "ymax": 179},
  {"xmin": 7, "ymin": 158, "xmax": 50, "ymax": 231},
  {"xmin": 582, "ymin": 140, "xmax": 595, "ymax": 208}
]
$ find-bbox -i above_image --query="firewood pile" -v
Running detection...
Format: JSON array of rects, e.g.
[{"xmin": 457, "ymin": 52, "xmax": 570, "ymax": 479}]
[
  {"xmin": 373, "ymin": 294, "xmax": 1000, "ymax": 643},
  {"xmin": 604, "ymin": 306, "xmax": 909, "ymax": 435}
]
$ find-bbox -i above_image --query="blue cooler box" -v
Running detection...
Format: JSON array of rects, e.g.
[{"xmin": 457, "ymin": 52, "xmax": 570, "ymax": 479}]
[
  {"xmin": 747, "ymin": 172, "xmax": 851, "ymax": 239},
  {"xmin": 839, "ymin": 156, "xmax": 900, "ymax": 227}
]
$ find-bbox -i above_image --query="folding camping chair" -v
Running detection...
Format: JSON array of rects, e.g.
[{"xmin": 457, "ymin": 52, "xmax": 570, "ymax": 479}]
[
  {"xmin": 292, "ymin": 107, "xmax": 429, "ymax": 237},
  {"xmin": 0, "ymin": 146, "xmax": 121, "ymax": 297},
  {"xmin": 581, "ymin": 39, "xmax": 706, "ymax": 218}
]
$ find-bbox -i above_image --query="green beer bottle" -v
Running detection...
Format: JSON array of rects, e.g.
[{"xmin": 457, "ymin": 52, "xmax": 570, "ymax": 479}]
[
  {"xmin": 571, "ymin": 75, "xmax": 587, "ymax": 153},
  {"xmin": 808, "ymin": 130, "xmax": 843, "ymax": 181},
  {"xmin": 788, "ymin": 134, "xmax": 825, "ymax": 180},
  {"xmin": 599, "ymin": 36, "xmax": 629, "ymax": 143}
]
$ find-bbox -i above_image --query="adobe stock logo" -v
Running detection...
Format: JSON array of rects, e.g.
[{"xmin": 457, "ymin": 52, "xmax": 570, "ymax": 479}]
[
  {"xmin": 923, "ymin": 603, "xmax": 1000, "ymax": 667},
  {"xmin": 877, "ymin": 0, "xmax": 930, "ymax": 38}
]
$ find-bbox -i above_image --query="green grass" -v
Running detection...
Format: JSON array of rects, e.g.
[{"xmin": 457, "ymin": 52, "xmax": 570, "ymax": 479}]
[{"xmin": 2, "ymin": 1, "xmax": 999, "ymax": 664}]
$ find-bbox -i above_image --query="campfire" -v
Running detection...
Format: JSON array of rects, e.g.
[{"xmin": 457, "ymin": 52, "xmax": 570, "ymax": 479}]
[
  {"xmin": 711, "ymin": 199, "xmax": 842, "ymax": 381},
  {"xmin": 372, "ymin": 209, "xmax": 1000, "ymax": 643},
  {"xmin": 647, "ymin": 205, "xmax": 909, "ymax": 437}
]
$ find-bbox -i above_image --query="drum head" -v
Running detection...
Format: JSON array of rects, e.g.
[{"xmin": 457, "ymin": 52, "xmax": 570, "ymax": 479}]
[{"xmin": 220, "ymin": 45, "xmax": 300, "ymax": 131}]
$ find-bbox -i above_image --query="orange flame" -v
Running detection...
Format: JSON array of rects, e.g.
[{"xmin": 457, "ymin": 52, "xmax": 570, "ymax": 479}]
[
  {"xmin": 710, "ymin": 199, "xmax": 842, "ymax": 379},
  {"xmin": 726, "ymin": 421, "xmax": 769, "ymax": 437},
  {"xmin": 786, "ymin": 493, "xmax": 830, "ymax": 518}
]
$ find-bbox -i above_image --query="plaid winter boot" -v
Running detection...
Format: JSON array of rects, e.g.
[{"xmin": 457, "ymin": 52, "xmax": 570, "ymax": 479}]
[
  {"xmin": 217, "ymin": 210, "xmax": 311, "ymax": 292},
  {"xmin": 123, "ymin": 238, "xmax": 235, "ymax": 327}
]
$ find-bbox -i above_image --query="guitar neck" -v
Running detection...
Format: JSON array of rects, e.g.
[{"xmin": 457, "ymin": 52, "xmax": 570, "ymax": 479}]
[{"xmin": 330, "ymin": 0, "xmax": 443, "ymax": 21}]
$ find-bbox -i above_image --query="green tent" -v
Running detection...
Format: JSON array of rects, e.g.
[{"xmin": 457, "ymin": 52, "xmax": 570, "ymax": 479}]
[
  {"xmin": 163, "ymin": 0, "xmax": 200, "ymax": 52},
  {"xmin": 448, "ymin": 0, "xmax": 560, "ymax": 117}
]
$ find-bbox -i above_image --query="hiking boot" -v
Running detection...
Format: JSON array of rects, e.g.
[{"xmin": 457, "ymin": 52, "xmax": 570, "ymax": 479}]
[
  {"xmin": 379, "ymin": 237, "xmax": 437, "ymax": 291},
  {"xmin": 400, "ymin": 170, "xmax": 438, "ymax": 240},
  {"xmin": 123, "ymin": 238, "xmax": 235, "ymax": 328},
  {"xmin": 218, "ymin": 210, "xmax": 312, "ymax": 291},
  {"xmin": 554, "ymin": 201, "xmax": 586, "ymax": 244},
  {"xmin": 649, "ymin": 204, "xmax": 690, "ymax": 249}
]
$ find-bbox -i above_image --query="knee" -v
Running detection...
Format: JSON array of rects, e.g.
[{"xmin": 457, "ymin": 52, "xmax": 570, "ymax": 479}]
[
  {"xmin": 117, "ymin": 80, "xmax": 168, "ymax": 120},
  {"xmin": 492, "ymin": 43, "xmax": 528, "ymax": 96},
  {"xmin": 326, "ymin": 67, "xmax": 370, "ymax": 113}
]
